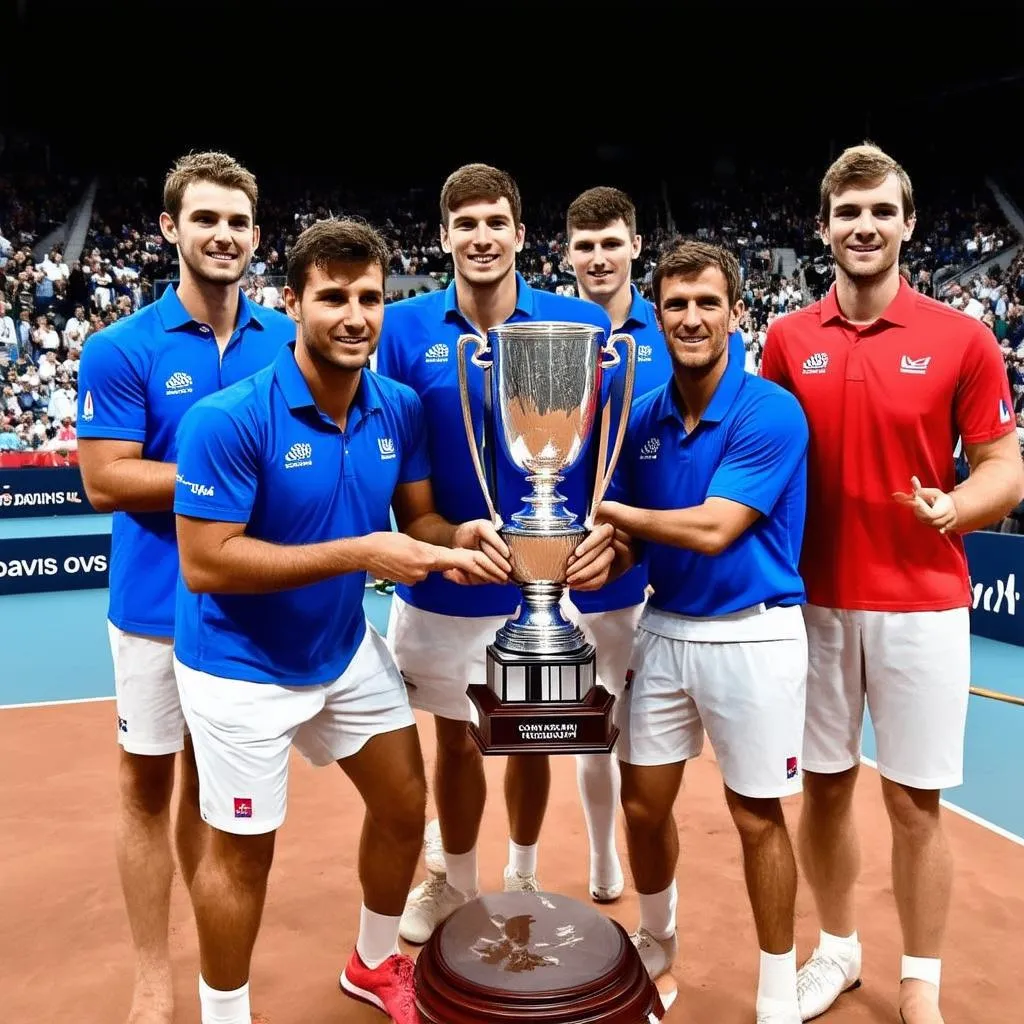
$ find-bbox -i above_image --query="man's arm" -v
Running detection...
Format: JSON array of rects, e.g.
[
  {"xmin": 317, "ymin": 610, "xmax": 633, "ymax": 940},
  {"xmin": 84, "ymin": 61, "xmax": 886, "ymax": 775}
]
[
  {"xmin": 597, "ymin": 497, "xmax": 760, "ymax": 556},
  {"xmin": 955, "ymin": 432, "xmax": 1024, "ymax": 531},
  {"xmin": 78, "ymin": 438, "xmax": 177, "ymax": 513}
]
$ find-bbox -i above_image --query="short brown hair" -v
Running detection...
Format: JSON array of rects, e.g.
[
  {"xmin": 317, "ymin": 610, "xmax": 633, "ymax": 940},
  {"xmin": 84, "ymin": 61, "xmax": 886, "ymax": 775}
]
[
  {"xmin": 566, "ymin": 186, "xmax": 636, "ymax": 238},
  {"xmin": 651, "ymin": 239, "xmax": 741, "ymax": 308},
  {"xmin": 440, "ymin": 163, "xmax": 522, "ymax": 227},
  {"xmin": 163, "ymin": 151, "xmax": 258, "ymax": 223},
  {"xmin": 819, "ymin": 142, "xmax": 915, "ymax": 223},
  {"xmin": 286, "ymin": 218, "xmax": 390, "ymax": 297}
]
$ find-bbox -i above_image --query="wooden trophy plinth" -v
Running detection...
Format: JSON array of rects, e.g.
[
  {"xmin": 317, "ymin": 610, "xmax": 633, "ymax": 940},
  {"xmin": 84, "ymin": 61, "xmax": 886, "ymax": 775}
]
[{"xmin": 414, "ymin": 891, "xmax": 665, "ymax": 1023}]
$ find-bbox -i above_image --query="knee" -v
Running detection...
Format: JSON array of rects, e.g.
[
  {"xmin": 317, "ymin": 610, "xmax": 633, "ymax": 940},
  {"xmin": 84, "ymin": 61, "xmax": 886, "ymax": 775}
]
[
  {"xmin": 119, "ymin": 752, "xmax": 175, "ymax": 817},
  {"xmin": 435, "ymin": 719, "xmax": 480, "ymax": 762},
  {"xmin": 803, "ymin": 767, "xmax": 858, "ymax": 819},
  {"xmin": 620, "ymin": 791, "xmax": 669, "ymax": 834},
  {"xmin": 882, "ymin": 780, "xmax": 940, "ymax": 840},
  {"xmin": 210, "ymin": 830, "xmax": 276, "ymax": 887},
  {"xmin": 726, "ymin": 791, "xmax": 785, "ymax": 847}
]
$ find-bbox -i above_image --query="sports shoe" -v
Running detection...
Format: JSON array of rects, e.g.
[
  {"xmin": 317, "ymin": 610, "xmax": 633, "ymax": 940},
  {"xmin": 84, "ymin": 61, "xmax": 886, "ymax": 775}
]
[
  {"xmin": 630, "ymin": 927, "xmax": 678, "ymax": 981},
  {"xmin": 797, "ymin": 943, "xmax": 862, "ymax": 1021},
  {"xmin": 502, "ymin": 865, "xmax": 541, "ymax": 893},
  {"xmin": 399, "ymin": 874, "xmax": 471, "ymax": 944},
  {"xmin": 590, "ymin": 863, "xmax": 625, "ymax": 903},
  {"xmin": 423, "ymin": 818, "xmax": 446, "ymax": 876},
  {"xmin": 340, "ymin": 950, "xmax": 421, "ymax": 1023}
]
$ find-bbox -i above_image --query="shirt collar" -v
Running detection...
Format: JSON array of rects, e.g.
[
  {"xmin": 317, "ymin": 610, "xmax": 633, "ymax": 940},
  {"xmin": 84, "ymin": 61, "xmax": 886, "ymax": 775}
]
[
  {"xmin": 442, "ymin": 271, "xmax": 534, "ymax": 324},
  {"xmin": 156, "ymin": 284, "xmax": 266, "ymax": 334},
  {"xmin": 273, "ymin": 343, "xmax": 382, "ymax": 423},
  {"xmin": 820, "ymin": 277, "xmax": 916, "ymax": 328},
  {"xmin": 654, "ymin": 330, "xmax": 747, "ymax": 426}
]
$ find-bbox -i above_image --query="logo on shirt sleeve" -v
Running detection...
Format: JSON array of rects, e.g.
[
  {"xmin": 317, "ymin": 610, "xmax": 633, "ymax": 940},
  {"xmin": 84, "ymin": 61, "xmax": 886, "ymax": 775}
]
[
  {"xmin": 82, "ymin": 391, "xmax": 94, "ymax": 421},
  {"xmin": 378, "ymin": 437, "xmax": 397, "ymax": 460},
  {"xmin": 801, "ymin": 353, "xmax": 829, "ymax": 374},
  {"xmin": 425, "ymin": 342, "xmax": 450, "ymax": 364},
  {"xmin": 1000, "ymin": 399, "xmax": 1012, "ymax": 424},
  {"xmin": 284, "ymin": 441, "xmax": 313, "ymax": 469},
  {"xmin": 165, "ymin": 371, "xmax": 194, "ymax": 396}
]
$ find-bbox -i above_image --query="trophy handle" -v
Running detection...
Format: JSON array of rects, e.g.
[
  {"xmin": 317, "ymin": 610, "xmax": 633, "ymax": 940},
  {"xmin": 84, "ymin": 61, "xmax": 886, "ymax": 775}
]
[
  {"xmin": 586, "ymin": 332, "xmax": 637, "ymax": 527},
  {"xmin": 456, "ymin": 333, "xmax": 503, "ymax": 529}
]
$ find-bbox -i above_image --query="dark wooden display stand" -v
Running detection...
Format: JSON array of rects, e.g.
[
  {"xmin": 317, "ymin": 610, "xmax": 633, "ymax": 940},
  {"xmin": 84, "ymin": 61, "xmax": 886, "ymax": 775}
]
[{"xmin": 415, "ymin": 891, "xmax": 665, "ymax": 1023}]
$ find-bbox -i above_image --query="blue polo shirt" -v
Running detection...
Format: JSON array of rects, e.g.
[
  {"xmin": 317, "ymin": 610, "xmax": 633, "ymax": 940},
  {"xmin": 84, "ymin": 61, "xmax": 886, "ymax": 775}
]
[
  {"xmin": 173, "ymin": 344, "xmax": 430, "ymax": 685},
  {"xmin": 607, "ymin": 339, "xmax": 808, "ymax": 617},
  {"xmin": 377, "ymin": 273, "xmax": 647, "ymax": 616},
  {"xmin": 77, "ymin": 285, "xmax": 293, "ymax": 637}
]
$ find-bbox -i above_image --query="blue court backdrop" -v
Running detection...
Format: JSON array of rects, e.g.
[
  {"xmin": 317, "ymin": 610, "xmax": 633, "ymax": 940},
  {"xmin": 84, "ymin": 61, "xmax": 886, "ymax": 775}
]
[
  {"xmin": 0, "ymin": 467, "xmax": 96, "ymax": 518},
  {"xmin": 1, "ymin": 507, "xmax": 1021, "ymax": 840}
]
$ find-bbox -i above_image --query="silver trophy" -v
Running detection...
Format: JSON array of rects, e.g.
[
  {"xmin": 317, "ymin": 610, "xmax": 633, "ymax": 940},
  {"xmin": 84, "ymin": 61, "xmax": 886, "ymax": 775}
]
[{"xmin": 456, "ymin": 322, "xmax": 636, "ymax": 754}]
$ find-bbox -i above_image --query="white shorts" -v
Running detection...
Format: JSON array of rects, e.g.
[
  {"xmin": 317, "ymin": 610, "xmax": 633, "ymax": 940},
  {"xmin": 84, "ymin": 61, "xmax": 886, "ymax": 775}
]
[
  {"xmin": 386, "ymin": 594, "xmax": 511, "ymax": 722},
  {"xmin": 802, "ymin": 605, "xmax": 971, "ymax": 790},
  {"xmin": 174, "ymin": 626, "xmax": 415, "ymax": 835},
  {"xmin": 569, "ymin": 601, "xmax": 644, "ymax": 698},
  {"xmin": 107, "ymin": 622, "xmax": 182, "ymax": 756},
  {"xmin": 615, "ymin": 627, "xmax": 808, "ymax": 799}
]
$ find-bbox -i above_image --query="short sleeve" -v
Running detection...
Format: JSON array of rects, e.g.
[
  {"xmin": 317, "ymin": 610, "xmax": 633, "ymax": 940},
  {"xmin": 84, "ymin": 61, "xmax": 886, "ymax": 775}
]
[
  {"xmin": 759, "ymin": 322, "xmax": 790, "ymax": 388},
  {"xmin": 955, "ymin": 324, "xmax": 1016, "ymax": 444},
  {"xmin": 76, "ymin": 336, "xmax": 147, "ymax": 441},
  {"xmin": 398, "ymin": 390, "xmax": 431, "ymax": 484},
  {"xmin": 174, "ymin": 403, "xmax": 259, "ymax": 523},
  {"xmin": 707, "ymin": 389, "xmax": 809, "ymax": 516}
]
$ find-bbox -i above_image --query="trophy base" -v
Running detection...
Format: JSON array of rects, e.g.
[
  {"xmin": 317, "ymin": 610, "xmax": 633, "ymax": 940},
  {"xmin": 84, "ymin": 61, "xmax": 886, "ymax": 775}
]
[
  {"xmin": 414, "ymin": 891, "xmax": 665, "ymax": 1023},
  {"xmin": 468, "ymin": 645, "xmax": 618, "ymax": 755}
]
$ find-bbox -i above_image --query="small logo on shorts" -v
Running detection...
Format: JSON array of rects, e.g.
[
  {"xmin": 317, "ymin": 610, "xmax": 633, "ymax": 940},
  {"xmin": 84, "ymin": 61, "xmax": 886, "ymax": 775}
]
[
  {"xmin": 234, "ymin": 798, "xmax": 253, "ymax": 819},
  {"xmin": 117, "ymin": 715, "xmax": 128, "ymax": 733},
  {"xmin": 786, "ymin": 756, "xmax": 799, "ymax": 780}
]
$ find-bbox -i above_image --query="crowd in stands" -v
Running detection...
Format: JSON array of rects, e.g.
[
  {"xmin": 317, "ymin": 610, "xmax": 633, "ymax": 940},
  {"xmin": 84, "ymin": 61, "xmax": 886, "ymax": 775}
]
[{"xmin": 2, "ymin": 168, "xmax": 1023, "ymax": 531}]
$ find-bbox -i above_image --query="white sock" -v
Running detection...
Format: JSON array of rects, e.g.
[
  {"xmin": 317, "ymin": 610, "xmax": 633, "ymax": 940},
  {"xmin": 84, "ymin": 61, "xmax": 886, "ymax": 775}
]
[
  {"xmin": 444, "ymin": 847, "xmax": 479, "ymax": 898},
  {"xmin": 356, "ymin": 903, "xmax": 400, "ymax": 970},
  {"xmin": 756, "ymin": 947, "xmax": 798, "ymax": 1014},
  {"xmin": 901, "ymin": 955, "xmax": 941, "ymax": 989},
  {"xmin": 198, "ymin": 976, "xmax": 250, "ymax": 1024},
  {"xmin": 508, "ymin": 839, "xmax": 537, "ymax": 877},
  {"xmin": 575, "ymin": 753, "xmax": 622, "ymax": 886},
  {"xmin": 637, "ymin": 881, "xmax": 677, "ymax": 941},
  {"xmin": 819, "ymin": 928, "xmax": 859, "ymax": 959}
]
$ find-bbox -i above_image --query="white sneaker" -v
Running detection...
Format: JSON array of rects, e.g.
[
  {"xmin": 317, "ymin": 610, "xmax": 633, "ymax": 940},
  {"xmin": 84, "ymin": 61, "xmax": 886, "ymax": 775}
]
[
  {"xmin": 399, "ymin": 874, "xmax": 471, "ymax": 945},
  {"xmin": 590, "ymin": 865, "xmax": 625, "ymax": 903},
  {"xmin": 797, "ymin": 943, "xmax": 862, "ymax": 1021},
  {"xmin": 630, "ymin": 927, "xmax": 677, "ymax": 981},
  {"xmin": 502, "ymin": 866, "xmax": 541, "ymax": 893},
  {"xmin": 757, "ymin": 1011, "xmax": 802, "ymax": 1024},
  {"xmin": 423, "ymin": 818, "xmax": 446, "ymax": 876}
]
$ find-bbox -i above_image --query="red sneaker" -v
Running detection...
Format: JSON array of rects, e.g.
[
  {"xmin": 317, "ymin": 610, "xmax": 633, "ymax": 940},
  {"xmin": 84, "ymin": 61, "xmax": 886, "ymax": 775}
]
[{"xmin": 340, "ymin": 950, "xmax": 422, "ymax": 1023}]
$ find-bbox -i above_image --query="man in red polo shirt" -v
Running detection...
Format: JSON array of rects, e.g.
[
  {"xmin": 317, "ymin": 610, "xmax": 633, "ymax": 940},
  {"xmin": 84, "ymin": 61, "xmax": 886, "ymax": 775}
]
[{"xmin": 762, "ymin": 143, "xmax": 1024, "ymax": 1024}]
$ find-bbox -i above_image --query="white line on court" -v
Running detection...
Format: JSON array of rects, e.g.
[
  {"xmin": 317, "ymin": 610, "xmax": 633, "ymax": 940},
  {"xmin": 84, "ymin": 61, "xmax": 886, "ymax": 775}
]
[
  {"xmin": 860, "ymin": 755, "xmax": 1024, "ymax": 847},
  {"xmin": 0, "ymin": 695, "xmax": 114, "ymax": 711}
]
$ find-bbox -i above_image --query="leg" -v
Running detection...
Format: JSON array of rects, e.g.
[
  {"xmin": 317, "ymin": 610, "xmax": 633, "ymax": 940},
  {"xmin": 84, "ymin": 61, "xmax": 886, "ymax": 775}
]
[
  {"xmin": 798, "ymin": 767, "xmax": 861, "ymax": 936},
  {"xmin": 116, "ymin": 750, "xmax": 177, "ymax": 1024},
  {"xmin": 434, "ymin": 715, "xmax": 486, "ymax": 864},
  {"xmin": 503, "ymin": 753, "xmax": 549, "ymax": 888},
  {"xmin": 175, "ymin": 735, "xmax": 207, "ymax": 891},
  {"xmin": 190, "ymin": 828, "xmax": 276, "ymax": 991},
  {"xmin": 882, "ymin": 780, "xmax": 949, "ymax": 1024},
  {"xmin": 339, "ymin": 725, "xmax": 427, "ymax": 917},
  {"xmin": 865, "ymin": 608, "xmax": 970, "ymax": 1024},
  {"xmin": 619, "ymin": 760, "xmax": 686, "ymax": 895},
  {"xmin": 109, "ymin": 627, "xmax": 189, "ymax": 1024}
]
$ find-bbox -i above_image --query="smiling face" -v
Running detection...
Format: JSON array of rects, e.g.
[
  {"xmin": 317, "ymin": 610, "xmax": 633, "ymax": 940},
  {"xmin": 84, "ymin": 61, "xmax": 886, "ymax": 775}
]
[
  {"xmin": 159, "ymin": 180, "xmax": 259, "ymax": 289},
  {"xmin": 568, "ymin": 218, "xmax": 641, "ymax": 303},
  {"xmin": 821, "ymin": 172, "xmax": 914, "ymax": 284},
  {"xmin": 440, "ymin": 197, "xmax": 524, "ymax": 288},
  {"xmin": 655, "ymin": 266, "xmax": 740, "ymax": 376},
  {"xmin": 284, "ymin": 260, "xmax": 384, "ymax": 375}
]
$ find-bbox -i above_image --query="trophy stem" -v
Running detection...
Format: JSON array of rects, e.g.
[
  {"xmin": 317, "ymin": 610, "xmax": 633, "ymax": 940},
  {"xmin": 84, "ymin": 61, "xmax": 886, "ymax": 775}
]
[
  {"xmin": 510, "ymin": 470, "xmax": 577, "ymax": 530},
  {"xmin": 494, "ymin": 581, "xmax": 587, "ymax": 656}
]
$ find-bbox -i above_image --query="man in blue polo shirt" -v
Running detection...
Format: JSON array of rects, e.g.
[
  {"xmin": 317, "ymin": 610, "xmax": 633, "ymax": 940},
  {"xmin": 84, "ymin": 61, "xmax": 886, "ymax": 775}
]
[
  {"xmin": 596, "ymin": 239, "xmax": 809, "ymax": 1024},
  {"xmin": 170, "ymin": 219, "xmax": 543, "ymax": 1024},
  {"xmin": 375, "ymin": 163, "xmax": 617, "ymax": 944},
  {"xmin": 561, "ymin": 185, "xmax": 672, "ymax": 903},
  {"xmin": 76, "ymin": 151, "xmax": 292, "ymax": 1024}
]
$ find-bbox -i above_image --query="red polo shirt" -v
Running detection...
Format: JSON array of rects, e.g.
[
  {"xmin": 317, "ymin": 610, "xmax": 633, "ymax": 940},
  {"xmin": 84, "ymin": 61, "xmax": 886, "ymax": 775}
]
[{"xmin": 761, "ymin": 279, "xmax": 1014, "ymax": 611}]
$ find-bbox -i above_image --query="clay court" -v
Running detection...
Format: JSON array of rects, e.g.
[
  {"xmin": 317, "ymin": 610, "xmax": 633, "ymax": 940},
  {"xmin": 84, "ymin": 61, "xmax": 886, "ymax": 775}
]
[{"xmin": 3, "ymin": 587, "xmax": 1022, "ymax": 1023}]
